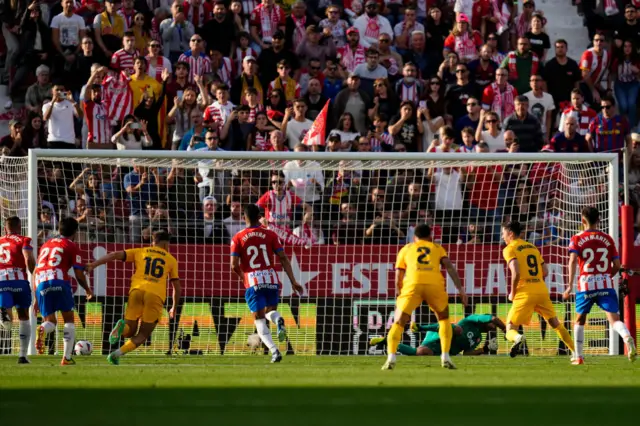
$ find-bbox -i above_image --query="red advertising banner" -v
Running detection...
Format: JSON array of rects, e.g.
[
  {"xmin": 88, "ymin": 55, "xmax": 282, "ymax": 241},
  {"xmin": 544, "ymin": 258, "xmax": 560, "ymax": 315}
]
[{"xmin": 77, "ymin": 244, "xmax": 569, "ymax": 298}]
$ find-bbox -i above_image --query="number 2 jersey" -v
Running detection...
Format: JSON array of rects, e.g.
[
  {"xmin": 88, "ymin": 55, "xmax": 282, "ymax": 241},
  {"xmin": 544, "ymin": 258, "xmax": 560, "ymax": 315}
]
[
  {"xmin": 0, "ymin": 233, "xmax": 32, "ymax": 282},
  {"xmin": 568, "ymin": 230, "xmax": 619, "ymax": 292},
  {"xmin": 125, "ymin": 247, "xmax": 179, "ymax": 303},
  {"xmin": 34, "ymin": 237, "xmax": 83, "ymax": 285},
  {"xmin": 395, "ymin": 240, "xmax": 447, "ymax": 288},
  {"xmin": 230, "ymin": 226, "xmax": 283, "ymax": 288},
  {"xmin": 502, "ymin": 238, "xmax": 547, "ymax": 294}
]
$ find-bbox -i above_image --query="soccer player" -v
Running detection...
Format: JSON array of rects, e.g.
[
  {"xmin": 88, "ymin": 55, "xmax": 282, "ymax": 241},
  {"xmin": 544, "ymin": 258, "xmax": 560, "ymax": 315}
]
[
  {"xmin": 86, "ymin": 230, "xmax": 180, "ymax": 365},
  {"xmin": 564, "ymin": 206, "xmax": 637, "ymax": 364},
  {"xmin": 0, "ymin": 217, "xmax": 36, "ymax": 363},
  {"xmin": 230, "ymin": 204, "xmax": 304, "ymax": 363},
  {"xmin": 502, "ymin": 221, "xmax": 575, "ymax": 358},
  {"xmin": 34, "ymin": 217, "xmax": 93, "ymax": 365},
  {"xmin": 383, "ymin": 224, "xmax": 467, "ymax": 370},
  {"xmin": 370, "ymin": 314, "xmax": 506, "ymax": 356}
]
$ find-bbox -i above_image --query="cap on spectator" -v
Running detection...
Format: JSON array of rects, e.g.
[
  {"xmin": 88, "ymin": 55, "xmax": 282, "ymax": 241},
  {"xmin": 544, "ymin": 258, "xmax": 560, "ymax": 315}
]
[
  {"xmin": 273, "ymin": 30, "xmax": 285, "ymax": 39},
  {"xmin": 346, "ymin": 27, "xmax": 359, "ymax": 35},
  {"xmin": 456, "ymin": 13, "xmax": 469, "ymax": 23},
  {"xmin": 541, "ymin": 144, "xmax": 554, "ymax": 152},
  {"xmin": 8, "ymin": 119, "xmax": 21, "ymax": 128},
  {"xmin": 632, "ymin": 133, "xmax": 640, "ymax": 142},
  {"xmin": 243, "ymin": 55, "xmax": 256, "ymax": 63},
  {"xmin": 202, "ymin": 196, "xmax": 217, "ymax": 205},
  {"xmin": 36, "ymin": 65, "xmax": 50, "ymax": 76}
]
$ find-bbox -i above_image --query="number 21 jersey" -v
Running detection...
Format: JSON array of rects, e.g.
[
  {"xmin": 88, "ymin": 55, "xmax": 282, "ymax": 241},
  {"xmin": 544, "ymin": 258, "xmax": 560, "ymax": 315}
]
[
  {"xmin": 230, "ymin": 226, "xmax": 283, "ymax": 288},
  {"xmin": 568, "ymin": 230, "xmax": 619, "ymax": 292}
]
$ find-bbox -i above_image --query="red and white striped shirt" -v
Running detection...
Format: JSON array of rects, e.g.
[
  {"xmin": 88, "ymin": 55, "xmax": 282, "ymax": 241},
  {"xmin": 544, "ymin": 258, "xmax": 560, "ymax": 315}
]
[
  {"xmin": 214, "ymin": 57, "xmax": 234, "ymax": 87},
  {"xmin": 178, "ymin": 50, "xmax": 212, "ymax": 83},
  {"xmin": 248, "ymin": 104, "xmax": 264, "ymax": 122},
  {"xmin": 569, "ymin": 230, "xmax": 618, "ymax": 292},
  {"xmin": 241, "ymin": 0, "xmax": 258, "ymax": 15},
  {"xmin": 203, "ymin": 101, "xmax": 235, "ymax": 124},
  {"xmin": 230, "ymin": 226, "xmax": 282, "ymax": 288},
  {"xmin": 256, "ymin": 190, "xmax": 302, "ymax": 227},
  {"xmin": 580, "ymin": 48, "xmax": 611, "ymax": 89},
  {"xmin": 83, "ymin": 100, "xmax": 112, "ymax": 145},
  {"xmin": 612, "ymin": 58, "xmax": 640, "ymax": 83},
  {"xmin": 233, "ymin": 47, "xmax": 256, "ymax": 77},
  {"xmin": 558, "ymin": 105, "xmax": 597, "ymax": 136},
  {"xmin": 110, "ymin": 49, "xmax": 139, "ymax": 73},
  {"xmin": 182, "ymin": 1, "xmax": 212, "ymax": 28},
  {"xmin": 0, "ymin": 233, "xmax": 32, "ymax": 282},
  {"xmin": 117, "ymin": 8, "xmax": 135, "ymax": 29},
  {"xmin": 336, "ymin": 44, "xmax": 366, "ymax": 73},
  {"xmin": 146, "ymin": 56, "xmax": 173, "ymax": 83},
  {"xmin": 103, "ymin": 71, "xmax": 133, "ymax": 125},
  {"xmin": 254, "ymin": 131, "xmax": 269, "ymax": 149},
  {"xmin": 249, "ymin": 4, "xmax": 286, "ymax": 43},
  {"xmin": 34, "ymin": 237, "xmax": 83, "ymax": 286},
  {"xmin": 397, "ymin": 80, "xmax": 420, "ymax": 105},
  {"xmin": 370, "ymin": 132, "xmax": 394, "ymax": 151}
]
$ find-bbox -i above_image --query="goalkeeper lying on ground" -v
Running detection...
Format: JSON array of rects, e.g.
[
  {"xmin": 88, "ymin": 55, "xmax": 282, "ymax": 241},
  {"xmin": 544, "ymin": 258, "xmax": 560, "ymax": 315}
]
[{"xmin": 370, "ymin": 314, "xmax": 506, "ymax": 356}]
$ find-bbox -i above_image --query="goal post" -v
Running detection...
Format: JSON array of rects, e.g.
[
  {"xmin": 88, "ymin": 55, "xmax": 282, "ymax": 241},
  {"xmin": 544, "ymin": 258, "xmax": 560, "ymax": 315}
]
[{"xmin": 11, "ymin": 149, "xmax": 625, "ymax": 357}]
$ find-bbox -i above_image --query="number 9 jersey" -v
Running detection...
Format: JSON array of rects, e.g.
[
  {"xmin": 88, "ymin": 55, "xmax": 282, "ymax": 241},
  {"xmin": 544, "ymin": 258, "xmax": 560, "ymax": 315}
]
[
  {"xmin": 502, "ymin": 239, "xmax": 547, "ymax": 294},
  {"xmin": 568, "ymin": 230, "xmax": 619, "ymax": 292}
]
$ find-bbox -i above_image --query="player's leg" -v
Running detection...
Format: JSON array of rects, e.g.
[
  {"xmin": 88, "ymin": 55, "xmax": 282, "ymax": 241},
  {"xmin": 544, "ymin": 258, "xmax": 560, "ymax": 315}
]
[
  {"xmin": 597, "ymin": 290, "xmax": 636, "ymax": 362},
  {"xmin": 425, "ymin": 285, "xmax": 455, "ymax": 368},
  {"xmin": 109, "ymin": 321, "xmax": 158, "ymax": 365},
  {"xmin": 573, "ymin": 291, "xmax": 593, "ymax": 364},
  {"xmin": 0, "ymin": 289, "xmax": 14, "ymax": 330},
  {"xmin": 11, "ymin": 280, "xmax": 32, "ymax": 363},
  {"xmin": 505, "ymin": 294, "xmax": 534, "ymax": 358},
  {"xmin": 60, "ymin": 310, "xmax": 76, "ymax": 365},
  {"xmin": 35, "ymin": 281, "xmax": 60, "ymax": 355},
  {"xmin": 383, "ymin": 288, "xmax": 419, "ymax": 369},
  {"xmin": 265, "ymin": 288, "xmax": 286, "ymax": 342},
  {"xmin": 539, "ymin": 292, "xmax": 575, "ymax": 357},
  {"xmin": 246, "ymin": 287, "xmax": 280, "ymax": 362}
]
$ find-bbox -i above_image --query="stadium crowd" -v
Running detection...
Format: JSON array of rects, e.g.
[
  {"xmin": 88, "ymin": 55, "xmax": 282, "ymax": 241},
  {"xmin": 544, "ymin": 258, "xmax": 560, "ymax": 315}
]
[{"xmin": 0, "ymin": 0, "xmax": 635, "ymax": 244}]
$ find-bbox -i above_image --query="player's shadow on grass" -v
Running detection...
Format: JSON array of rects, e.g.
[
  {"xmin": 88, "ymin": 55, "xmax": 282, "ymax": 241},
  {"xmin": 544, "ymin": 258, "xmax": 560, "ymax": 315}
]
[{"xmin": 2, "ymin": 387, "xmax": 639, "ymax": 425}]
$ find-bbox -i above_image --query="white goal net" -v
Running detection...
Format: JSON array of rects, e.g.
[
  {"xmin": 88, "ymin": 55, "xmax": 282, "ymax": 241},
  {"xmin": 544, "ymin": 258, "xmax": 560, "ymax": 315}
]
[{"xmin": 0, "ymin": 150, "xmax": 620, "ymax": 357}]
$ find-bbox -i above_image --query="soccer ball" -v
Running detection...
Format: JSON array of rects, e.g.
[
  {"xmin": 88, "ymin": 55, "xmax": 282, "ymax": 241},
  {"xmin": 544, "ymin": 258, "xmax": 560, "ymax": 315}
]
[
  {"xmin": 74, "ymin": 340, "xmax": 93, "ymax": 356},
  {"xmin": 247, "ymin": 333, "xmax": 262, "ymax": 353}
]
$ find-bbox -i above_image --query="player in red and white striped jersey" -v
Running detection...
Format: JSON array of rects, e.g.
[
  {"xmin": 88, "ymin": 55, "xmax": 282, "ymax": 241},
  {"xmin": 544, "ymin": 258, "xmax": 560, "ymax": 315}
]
[
  {"xmin": 257, "ymin": 172, "xmax": 309, "ymax": 229},
  {"xmin": 0, "ymin": 217, "xmax": 36, "ymax": 364},
  {"xmin": 110, "ymin": 32, "xmax": 139, "ymax": 73},
  {"xmin": 557, "ymin": 89, "xmax": 597, "ymax": 136},
  {"xmin": 178, "ymin": 35, "xmax": 213, "ymax": 83},
  {"xmin": 230, "ymin": 204, "xmax": 303, "ymax": 363},
  {"xmin": 565, "ymin": 206, "xmax": 637, "ymax": 364}
]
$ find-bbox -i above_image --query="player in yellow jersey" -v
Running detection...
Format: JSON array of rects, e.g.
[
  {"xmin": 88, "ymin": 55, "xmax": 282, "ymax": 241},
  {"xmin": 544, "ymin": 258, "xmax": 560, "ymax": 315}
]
[
  {"xmin": 501, "ymin": 221, "xmax": 575, "ymax": 358},
  {"xmin": 382, "ymin": 224, "xmax": 467, "ymax": 370},
  {"xmin": 86, "ymin": 230, "xmax": 181, "ymax": 365}
]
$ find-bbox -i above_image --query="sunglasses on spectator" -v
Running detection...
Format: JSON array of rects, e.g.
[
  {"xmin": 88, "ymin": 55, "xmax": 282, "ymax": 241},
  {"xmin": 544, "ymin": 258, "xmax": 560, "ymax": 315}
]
[
  {"xmin": 329, "ymin": 10, "xmax": 339, "ymax": 14},
  {"xmin": 601, "ymin": 104, "xmax": 613, "ymax": 109},
  {"xmin": 150, "ymin": 44, "xmax": 161, "ymax": 48},
  {"xmin": 379, "ymin": 39, "xmax": 390, "ymax": 43},
  {"xmin": 191, "ymin": 38, "xmax": 202, "ymax": 42},
  {"xmin": 206, "ymin": 136, "xmax": 218, "ymax": 141},
  {"xmin": 366, "ymin": 4, "xmax": 378, "ymax": 8},
  {"xmin": 485, "ymin": 119, "xmax": 497, "ymax": 123},
  {"xmin": 374, "ymin": 83, "xmax": 385, "ymax": 87}
]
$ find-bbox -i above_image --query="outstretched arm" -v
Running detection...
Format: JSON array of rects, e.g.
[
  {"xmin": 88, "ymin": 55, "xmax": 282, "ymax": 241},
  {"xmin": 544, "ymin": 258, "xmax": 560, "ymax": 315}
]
[
  {"xmin": 491, "ymin": 316, "xmax": 507, "ymax": 332},
  {"xmin": 86, "ymin": 251, "xmax": 126, "ymax": 273}
]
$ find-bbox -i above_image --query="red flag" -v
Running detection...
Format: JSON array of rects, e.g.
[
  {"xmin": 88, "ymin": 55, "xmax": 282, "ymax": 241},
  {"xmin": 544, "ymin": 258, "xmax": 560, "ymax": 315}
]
[{"xmin": 301, "ymin": 100, "xmax": 330, "ymax": 146}]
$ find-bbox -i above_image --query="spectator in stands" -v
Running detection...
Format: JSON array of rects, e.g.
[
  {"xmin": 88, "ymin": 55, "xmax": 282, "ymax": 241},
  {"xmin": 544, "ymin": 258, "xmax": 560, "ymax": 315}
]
[
  {"xmin": 364, "ymin": 214, "xmax": 404, "ymax": 244},
  {"xmin": 377, "ymin": 33, "xmax": 402, "ymax": 80},
  {"xmin": 438, "ymin": 51, "xmax": 459, "ymax": 90},
  {"xmin": 204, "ymin": 84, "xmax": 235, "ymax": 126},
  {"xmin": 160, "ymin": 2, "xmax": 195, "ymax": 64},
  {"xmin": 445, "ymin": 62, "xmax": 480, "ymax": 124},
  {"xmin": 327, "ymin": 112, "xmax": 360, "ymax": 145},
  {"xmin": 194, "ymin": 129, "xmax": 227, "ymax": 201},
  {"xmin": 188, "ymin": 196, "xmax": 229, "ymax": 244},
  {"xmin": 124, "ymin": 164, "xmax": 160, "ymax": 243},
  {"xmin": 369, "ymin": 78, "xmax": 399, "ymax": 122},
  {"xmin": 169, "ymin": 87, "xmax": 204, "ymax": 150},
  {"xmin": 25, "ymin": 65, "xmax": 52, "ymax": 114},
  {"xmin": 0, "ymin": 0, "xmax": 24, "ymax": 85},
  {"xmin": 401, "ymin": 181, "xmax": 430, "ymax": 222},
  {"xmin": 257, "ymin": 171, "xmax": 310, "ymax": 229},
  {"xmin": 0, "ymin": 119, "xmax": 23, "ymax": 155},
  {"xmin": 394, "ymin": 62, "xmax": 423, "ymax": 106},
  {"xmin": 481, "ymin": 68, "xmax": 517, "ymax": 121},
  {"xmin": 22, "ymin": 112, "xmax": 45, "ymax": 150},
  {"xmin": 94, "ymin": 0, "xmax": 127, "ymax": 60},
  {"xmin": 76, "ymin": 37, "xmax": 99, "ymax": 90},
  {"xmin": 303, "ymin": 78, "xmax": 328, "ymax": 120},
  {"xmin": 579, "ymin": 33, "xmax": 611, "ymax": 106},
  {"xmin": 284, "ymin": 2, "xmax": 311, "ymax": 51},
  {"xmin": 389, "ymin": 101, "xmax": 424, "ymax": 151},
  {"xmin": 293, "ymin": 211, "xmax": 326, "ymax": 245},
  {"xmin": 613, "ymin": 4, "xmax": 640, "ymax": 50},
  {"xmin": 132, "ymin": 13, "xmax": 152, "ymax": 54},
  {"xmin": 352, "ymin": 0, "xmax": 392, "ymax": 48},
  {"xmin": 257, "ymin": 30, "xmax": 300, "ymax": 87},
  {"xmin": 220, "ymin": 105, "xmax": 254, "ymax": 150},
  {"xmin": 466, "ymin": 152, "xmax": 503, "ymax": 240},
  {"xmin": 268, "ymin": 129, "xmax": 289, "ymax": 151},
  {"xmin": 43, "ymin": 85, "xmax": 82, "ymax": 149},
  {"xmin": 248, "ymin": 111, "xmax": 274, "ymax": 150},
  {"xmin": 432, "ymin": 166, "xmax": 463, "ymax": 243},
  {"xmin": 587, "ymin": 96, "xmax": 631, "ymax": 153},
  {"xmin": 113, "ymin": 115, "xmax": 153, "ymax": 150},
  {"xmin": 467, "ymin": 45, "xmax": 499, "ymax": 91},
  {"xmin": 459, "ymin": 126, "xmax": 476, "ymax": 152},
  {"xmin": 558, "ymin": 89, "xmax": 597, "ymax": 136},
  {"xmin": 282, "ymin": 99, "xmax": 312, "ymax": 148},
  {"xmin": 283, "ymin": 143, "xmax": 324, "ymax": 208},
  {"xmin": 296, "ymin": 25, "xmax": 336, "ymax": 69},
  {"xmin": 83, "ymin": 70, "xmax": 114, "ymax": 150},
  {"xmin": 269, "ymin": 59, "xmax": 301, "ymax": 105},
  {"xmin": 455, "ymin": 96, "xmax": 481, "ymax": 136},
  {"xmin": 486, "ymin": 33, "xmax": 505, "ymax": 65},
  {"xmin": 403, "ymin": 31, "xmax": 430, "ymax": 78},
  {"xmin": 524, "ymin": 13, "xmax": 550, "ymax": 62},
  {"xmin": 443, "ymin": 13, "xmax": 482, "ymax": 63},
  {"xmin": 612, "ymin": 40, "xmax": 640, "ymax": 129},
  {"xmin": 336, "ymin": 27, "xmax": 366, "ymax": 77},
  {"xmin": 319, "ymin": 5, "xmax": 349, "ymax": 48},
  {"xmin": 51, "ymin": 0, "xmax": 87, "ymax": 88},
  {"xmin": 199, "ymin": 2, "xmax": 237, "ymax": 58},
  {"xmin": 223, "ymin": 198, "xmax": 244, "ymax": 237},
  {"xmin": 321, "ymin": 59, "xmax": 343, "ymax": 101},
  {"xmin": 332, "ymin": 202, "xmax": 362, "ymax": 245},
  {"xmin": 111, "ymin": 31, "xmax": 139, "ymax": 73},
  {"xmin": 475, "ymin": 110, "xmax": 504, "ymax": 152},
  {"xmin": 178, "ymin": 33, "xmax": 212, "ymax": 83},
  {"xmin": 501, "ymin": 36, "xmax": 539, "ymax": 96},
  {"xmin": 179, "ymin": 109, "xmax": 207, "ymax": 150},
  {"xmin": 550, "ymin": 115, "xmax": 587, "ymax": 153},
  {"xmin": 299, "ymin": 58, "xmax": 324, "ymax": 97},
  {"xmin": 132, "ymin": 65, "xmax": 169, "ymax": 149},
  {"xmin": 249, "ymin": 0, "xmax": 286, "ymax": 54},
  {"xmin": 147, "ymin": 41, "xmax": 174, "ymax": 83},
  {"xmin": 142, "ymin": 201, "xmax": 173, "ymax": 242},
  {"xmin": 231, "ymin": 56, "xmax": 264, "ymax": 105},
  {"xmin": 543, "ymin": 39, "xmax": 580, "ymax": 114},
  {"xmin": 394, "ymin": 6, "xmax": 424, "ymax": 52},
  {"xmin": 503, "ymin": 95, "xmax": 543, "ymax": 152},
  {"xmin": 334, "ymin": 74, "xmax": 372, "ymax": 135},
  {"xmin": 523, "ymin": 74, "xmax": 555, "ymax": 140}
]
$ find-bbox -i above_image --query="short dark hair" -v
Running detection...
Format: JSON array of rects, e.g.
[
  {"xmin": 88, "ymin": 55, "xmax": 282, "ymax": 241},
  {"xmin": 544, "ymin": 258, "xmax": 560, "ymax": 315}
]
[
  {"xmin": 571, "ymin": 88, "xmax": 583, "ymax": 97},
  {"xmin": 5, "ymin": 216, "xmax": 21, "ymax": 233},
  {"xmin": 277, "ymin": 59, "xmax": 290, "ymax": 68},
  {"xmin": 244, "ymin": 204, "xmax": 261, "ymax": 222},
  {"xmin": 216, "ymin": 84, "xmax": 230, "ymax": 92},
  {"xmin": 366, "ymin": 47, "xmax": 379, "ymax": 57},
  {"xmin": 461, "ymin": 126, "xmax": 475, "ymax": 135},
  {"xmin": 441, "ymin": 125, "xmax": 456, "ymax": 140},
  {"xmin": 153, "ymin": 229, "xmax": 172, "ymax": 243},
  {"xmin": 601, "ymin": 95, "xmax": 616, "ymax": 106},
  {"xmin": 502, "ymin": 221, "xmax": 523, "ymax": 237},
  {"xmin": 59, "ymin": 217, "xmax": 79, "ymax": 238},
  {"xmin": 134, "ymin": 56, "xmax": 148, "ymax": 67},
  {"xmin": 123, "ymin": 30, "xmax": 135, "ymax": 39},
  {"xmin": 555, "ymin": 38, "xmax": 568, "ymax": 47},
  {"xmin": 237, "ymin": 104, "xmax": 250, "ymax": 112},
  {"xmin": 581, "ymin": 206, "xmax": 600, "ymax": 225},
  {"xmin": 413, "ymin": 224, "xmax": 432, "ymax": 239},
  {"xmin": 515, "ymin": 95, "xmax": 529, "ymax": 103},
  {"xmin": 175, "ymin": 61, "xmax": 190, "ymax": 71}
]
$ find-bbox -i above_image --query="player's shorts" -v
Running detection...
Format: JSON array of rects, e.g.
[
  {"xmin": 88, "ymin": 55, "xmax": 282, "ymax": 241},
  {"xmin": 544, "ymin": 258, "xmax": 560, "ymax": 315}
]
[
  {"xmin": 396, "ymin": 284, "xmax": 448, "ymax": 316},
  {"xmin": 245, "ymin": 285, "xmax": 279, "ymax": 313},
  {"xmin": 506, "ymin": 291, "xmax": 557, "ymax": 326},
  {"xmin": 125, "ymin": 289, "xmax": 164, "ymax": 323},
  {"xmin": 420, "ymin": 331, "xmax": 442, "ymax": 355},
  {"xmin": 575, "ymin": 288, "xmax": 619, "ymax": 315},
  {"xmin": 0, "ymin": 280, "xmax": 31, "ymax": 309},
  {"xmin": 35, "ymin": 280, "xmax": 74, "ymax": 317}
]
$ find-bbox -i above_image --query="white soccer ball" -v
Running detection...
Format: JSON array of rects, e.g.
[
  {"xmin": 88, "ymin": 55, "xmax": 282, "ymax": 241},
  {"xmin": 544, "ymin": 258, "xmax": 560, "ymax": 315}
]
[
  {"xmin": 247, "ymin": 333, "xmax": 262, "ymax": 350},
  {"xmin": 74, "ymin": 340, "xmax": 93, "ymax": 356}
]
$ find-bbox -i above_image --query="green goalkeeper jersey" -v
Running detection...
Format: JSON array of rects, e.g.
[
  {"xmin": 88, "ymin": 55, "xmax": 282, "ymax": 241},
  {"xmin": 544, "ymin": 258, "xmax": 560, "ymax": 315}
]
[{"xmin": 420, "ymin": 314, "xmax": 493, "ymax": 355}]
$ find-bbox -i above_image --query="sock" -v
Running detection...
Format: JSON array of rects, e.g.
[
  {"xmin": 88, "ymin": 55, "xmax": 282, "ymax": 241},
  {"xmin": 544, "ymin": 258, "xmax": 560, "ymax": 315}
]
[
  {"xmin": 386, "ymin": 323, "xmax": 404, "ymax": 362},
  {"xmin": 397, "ymin": 343, "xmax": 417, "ymax": 356},
  {"xmin": 18, "ymin": 320, "xmax": 30, "ymax": 357},
  {"xmin": 613, "ymin": 320, "xmax": 631, "ymax": 341},
  {"xmin": 574, "ymin": 324, "xmax": 584, "ymax": 358},
  {"xmin": 553, "ymin": 324, "xmax": 575, "ymax": 352},
  {"xmin": 506, "ymin": 329, "xmax": 521, "ymax": 343},
  {"xmin": 265, "ymin": 310, "xmax": 282, "ymax": 325},
  {"xmin": 42, "ymin": 321, "xmax": 56, "ymax": 334},
  {"xmin": 63, "ymin": 323, "xmax": 75, "ymax": 360},
  {"xmin": 255, "ymin": 318, "xmax": 277, "ymax": 354},
  {"xmin": 438, "ymin": 319, "xmax": 452, "ymax": 355},
  {"xmin": 114, "ymin": 339, "xmax": 137, "ymax": 357}
]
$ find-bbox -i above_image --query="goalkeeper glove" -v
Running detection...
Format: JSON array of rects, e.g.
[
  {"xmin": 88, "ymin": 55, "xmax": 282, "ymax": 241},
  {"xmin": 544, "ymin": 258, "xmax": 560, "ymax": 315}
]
[{"xmin": 483, "ymin": 338, "xmax": 498, "ymax": 354}]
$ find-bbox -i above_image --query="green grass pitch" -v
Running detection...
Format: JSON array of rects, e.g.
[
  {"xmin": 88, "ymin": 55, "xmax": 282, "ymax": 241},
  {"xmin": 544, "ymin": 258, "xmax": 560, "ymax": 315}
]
[{"xmin": 0, "ymin": 356, "xmax": 638, "ymax": 425}]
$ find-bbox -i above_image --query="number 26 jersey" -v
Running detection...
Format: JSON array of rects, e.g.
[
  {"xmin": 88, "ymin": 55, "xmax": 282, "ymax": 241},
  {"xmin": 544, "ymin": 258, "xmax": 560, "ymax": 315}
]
[
  {"xmin": 502, "ymin": 239, "xmax": 547, "ymax": 293},
  {"xmin": 126, "ymin": 247, "xmax": 179, "ymax": 302},
  {"xmin": 395, "ymin": 241, "xmax": 447, "ymax": 288},
  {"xmin": 568, "ymin": 230, "xmax": 618, "ymax": 292}
]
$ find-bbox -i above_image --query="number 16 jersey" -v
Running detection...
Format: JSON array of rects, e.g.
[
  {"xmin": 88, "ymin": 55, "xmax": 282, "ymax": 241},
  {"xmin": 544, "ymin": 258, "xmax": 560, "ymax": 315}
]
[
  {"xmin": 230, "ymin": 226, "xmax": 283, "ymax": 288},
  {"xmin": 125, "ymin": 247, "xmax": 179, "ymax": 302},
  {"xmin": 568, "ymin": 230, "xmax": 618, "ymax": 292},
  {"xmin": 502, "ymin": 239, "xmax": 547, "ymax": 294}
]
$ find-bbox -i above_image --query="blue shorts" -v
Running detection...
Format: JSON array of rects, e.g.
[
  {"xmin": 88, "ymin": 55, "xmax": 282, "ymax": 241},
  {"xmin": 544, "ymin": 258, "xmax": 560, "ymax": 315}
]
[
  {"xmin": 0, "ymin": 280, "xmax": 32, "ymax": 309},
  {"xmin": 245, "ymin": 285, "xmax": 279, "ymax": 313},
  {"xmin": 36, "ymin": 280, "xmax": 74, "ymax": 317},
  {"xmin": 576, "ymin": 288, "xmax": 619, "ymax": 315}
]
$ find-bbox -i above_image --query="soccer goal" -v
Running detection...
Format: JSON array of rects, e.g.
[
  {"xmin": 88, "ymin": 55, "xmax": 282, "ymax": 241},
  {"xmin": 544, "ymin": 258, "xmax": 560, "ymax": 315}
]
[{"xmin": 0, "ymin": 150, "xmax": 626, "ymax": 358}]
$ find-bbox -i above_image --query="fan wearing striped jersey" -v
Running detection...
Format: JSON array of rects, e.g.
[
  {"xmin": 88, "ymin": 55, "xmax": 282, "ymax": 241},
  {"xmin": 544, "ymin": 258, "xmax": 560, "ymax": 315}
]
[
  {"xmin": 230, "ymin": 204, "xmax": 303, "ymax": 363},
  {"xmin": 0, "ymin": 217, "xmax": 36, "ymax": 364},
  {"xmin": 563, "ymin": 206, "xmax": 637, "ymax": 364}
]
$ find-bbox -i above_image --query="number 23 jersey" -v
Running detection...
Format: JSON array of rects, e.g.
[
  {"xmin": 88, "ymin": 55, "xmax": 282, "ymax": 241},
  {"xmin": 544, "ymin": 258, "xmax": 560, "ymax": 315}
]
[
  {"xmin": 126, "ymin": 247, "xmax": 179, "ymax": 302},
  {"xmin": 568, "ymin": 230, "xmax": 618, "ymax": 292},
  {"xmin": 395, "ymin": 240, "xmax": 447, "ymax": 288},
  {"xmin": 502, "ymin": 239, "xmax": 547, "ymax": 293}
]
